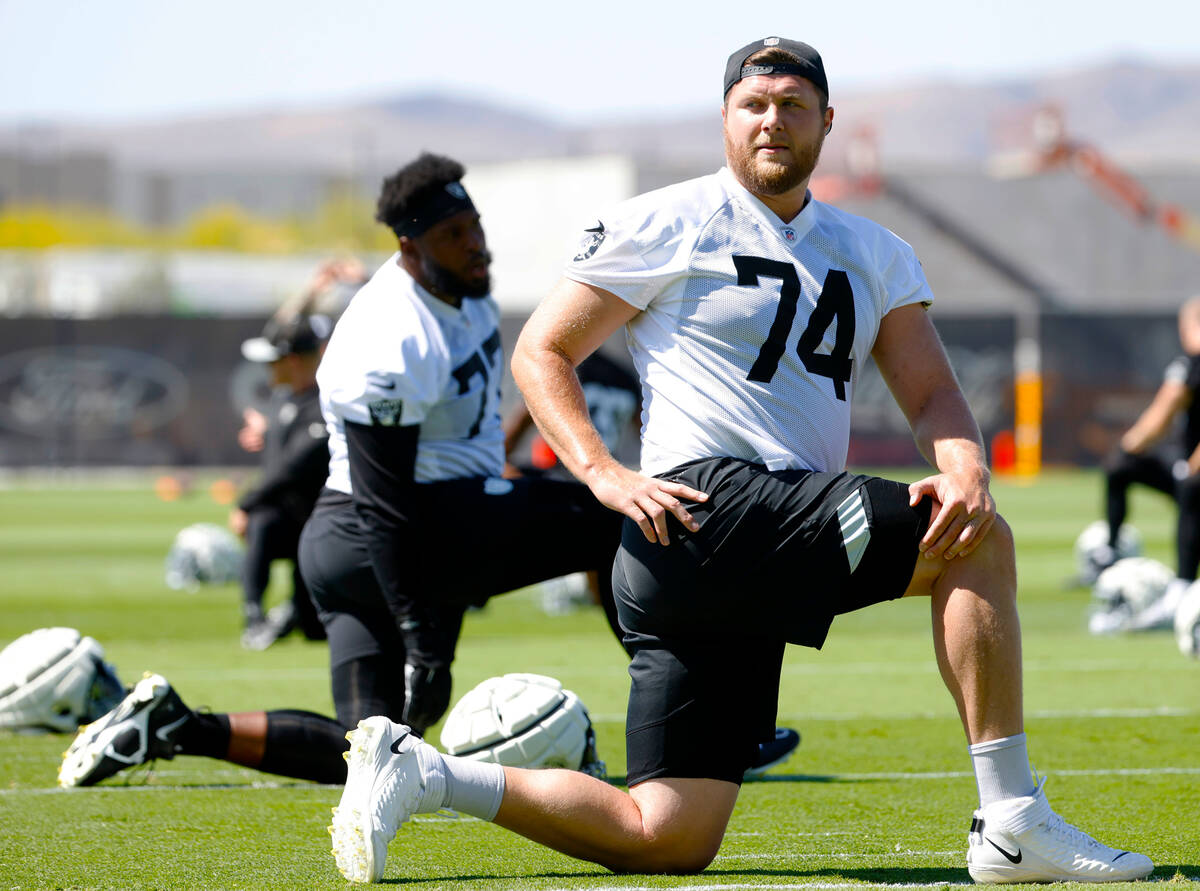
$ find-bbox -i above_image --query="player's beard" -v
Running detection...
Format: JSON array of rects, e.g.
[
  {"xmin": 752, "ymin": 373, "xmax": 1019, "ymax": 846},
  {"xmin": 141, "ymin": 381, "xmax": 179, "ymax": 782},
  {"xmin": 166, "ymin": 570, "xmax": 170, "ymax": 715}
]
[
  {"xmin": 420, "ymin": 251, "xmax": 492, "ymax": 300},
  {"xmin": 725, "ymin": 127, "xmax": 825, "ymax": 198}
]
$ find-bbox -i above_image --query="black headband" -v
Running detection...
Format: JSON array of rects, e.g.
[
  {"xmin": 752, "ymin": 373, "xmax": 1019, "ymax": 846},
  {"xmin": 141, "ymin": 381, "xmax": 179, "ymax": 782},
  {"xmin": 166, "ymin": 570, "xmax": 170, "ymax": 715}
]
[{"xmin": 392, "ymin": 181, "xmax": 476, "ymax": 238}]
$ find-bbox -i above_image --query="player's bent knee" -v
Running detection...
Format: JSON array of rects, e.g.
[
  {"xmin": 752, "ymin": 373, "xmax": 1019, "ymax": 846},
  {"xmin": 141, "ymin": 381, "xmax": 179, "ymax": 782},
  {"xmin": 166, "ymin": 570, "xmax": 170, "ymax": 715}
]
[
  {"xmin": 972, "ymin": 514, "xmax": 1015, "ymax": 567},
  {"xmin": 626, "ymin": 777, "xmax": 735, "ymax": 872},
  {"xmin": 904, "ymin": 514, "xmax": 1016, "ymax": 598},
  {"xmin": 633, "ymin": 828, "xmax": 723, "ymax": 873},
  {"xmin": 951, "ymin": 513, "xmax": 1018, "ymax": 603}
]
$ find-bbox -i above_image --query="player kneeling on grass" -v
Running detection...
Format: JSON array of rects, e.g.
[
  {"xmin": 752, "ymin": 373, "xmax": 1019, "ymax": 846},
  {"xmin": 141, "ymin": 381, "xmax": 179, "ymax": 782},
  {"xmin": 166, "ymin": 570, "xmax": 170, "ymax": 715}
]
[
  {"xmin": 327, "ymin": 37, "xmax": 1153, "ymax": 885},
  {"xmin": 56, "ymin": 152, "xmax": 799, "ymax": 797}
]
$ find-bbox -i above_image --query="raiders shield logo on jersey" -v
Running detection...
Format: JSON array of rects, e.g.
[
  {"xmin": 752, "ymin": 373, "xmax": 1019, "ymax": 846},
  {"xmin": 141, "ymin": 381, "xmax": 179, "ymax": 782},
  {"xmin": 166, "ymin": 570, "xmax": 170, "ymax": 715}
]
[
  {"xmin": 573, "ymin": 222, "xmax": 606, "ymax": 261},
  {"xmin": 368, "ymin": 398, "xmax": 403, "ymax": 426}
]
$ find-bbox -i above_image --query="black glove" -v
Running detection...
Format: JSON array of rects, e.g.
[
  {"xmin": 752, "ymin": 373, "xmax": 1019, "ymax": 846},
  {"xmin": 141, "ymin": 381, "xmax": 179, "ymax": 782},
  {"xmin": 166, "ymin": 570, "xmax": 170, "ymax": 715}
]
[
  {"xmin": 397, "ymin": 605, "xmax": 463, "ymax": 733},
  {"xmin": 402, "ymin": 661, "xmax": 453, "ymax": 734}
]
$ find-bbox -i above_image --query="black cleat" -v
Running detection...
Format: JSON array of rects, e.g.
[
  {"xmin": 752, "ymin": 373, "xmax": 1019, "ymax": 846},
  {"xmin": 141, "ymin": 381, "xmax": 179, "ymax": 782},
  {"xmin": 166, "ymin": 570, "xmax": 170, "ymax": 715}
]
[
  {"xmin": 58, "ymin": 673, "xmax": 191, "ymax": 787},
  {"xmin": 744, "ymin": 726, "xmax": 801, "ymax": 780}
]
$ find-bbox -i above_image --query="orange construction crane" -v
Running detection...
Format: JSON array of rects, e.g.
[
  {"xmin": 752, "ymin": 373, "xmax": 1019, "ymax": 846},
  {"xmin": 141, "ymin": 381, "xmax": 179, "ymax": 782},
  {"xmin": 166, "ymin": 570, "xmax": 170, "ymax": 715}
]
[{"xmin": 994, "ymin": 105, "xmax": 1200, "ymax": 252}]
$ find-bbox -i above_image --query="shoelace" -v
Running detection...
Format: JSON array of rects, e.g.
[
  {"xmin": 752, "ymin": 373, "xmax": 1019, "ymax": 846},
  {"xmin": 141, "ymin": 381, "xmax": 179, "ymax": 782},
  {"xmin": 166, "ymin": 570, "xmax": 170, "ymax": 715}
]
[{"xmin": 1041, "ymin": 812, "xmax": 1108, "ymax": 855}]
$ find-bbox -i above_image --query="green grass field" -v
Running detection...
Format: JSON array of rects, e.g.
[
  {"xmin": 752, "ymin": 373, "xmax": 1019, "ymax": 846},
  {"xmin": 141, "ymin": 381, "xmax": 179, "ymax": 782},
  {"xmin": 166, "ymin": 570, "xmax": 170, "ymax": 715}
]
[{"xmin": 1, "ymin": 469, "xmax": 1197, "ymax": 890}]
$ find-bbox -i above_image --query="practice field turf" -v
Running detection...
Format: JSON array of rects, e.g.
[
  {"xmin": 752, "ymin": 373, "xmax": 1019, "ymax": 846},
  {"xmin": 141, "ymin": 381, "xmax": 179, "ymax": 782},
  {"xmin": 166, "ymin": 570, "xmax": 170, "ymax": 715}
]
[{"xmin": 1, "ymin": 469, "xmax": 1197, "ymax": 890}]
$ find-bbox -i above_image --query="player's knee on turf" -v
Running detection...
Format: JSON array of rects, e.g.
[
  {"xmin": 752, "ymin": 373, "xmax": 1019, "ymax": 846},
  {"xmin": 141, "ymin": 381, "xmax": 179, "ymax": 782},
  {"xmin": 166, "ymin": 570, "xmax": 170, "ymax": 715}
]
[
  {"xmin": 630, "ymin": 824, "xmax": 724, "ymax": 874},
  {"xmin": 624, "ymin": 780, "xmax": 733, "ymax": 873}
]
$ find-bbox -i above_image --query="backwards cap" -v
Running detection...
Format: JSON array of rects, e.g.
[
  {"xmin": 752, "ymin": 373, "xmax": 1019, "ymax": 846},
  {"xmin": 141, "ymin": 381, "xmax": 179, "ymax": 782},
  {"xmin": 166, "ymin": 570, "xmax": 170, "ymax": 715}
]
[{"xmin": 724, "ymin": 37, "xmax": 828, "ymax": 98}]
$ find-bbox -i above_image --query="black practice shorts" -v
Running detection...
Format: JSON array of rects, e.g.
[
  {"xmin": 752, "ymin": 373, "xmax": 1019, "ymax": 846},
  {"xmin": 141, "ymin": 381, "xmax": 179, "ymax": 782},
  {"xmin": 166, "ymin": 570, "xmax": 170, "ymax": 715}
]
[
  {"xmin": 298, "ymin": 476, "xmax": 622, "ymax": 726},
  {"xmin": 616, "ymin": 457, "xmax": 931, "ymax": 786}
]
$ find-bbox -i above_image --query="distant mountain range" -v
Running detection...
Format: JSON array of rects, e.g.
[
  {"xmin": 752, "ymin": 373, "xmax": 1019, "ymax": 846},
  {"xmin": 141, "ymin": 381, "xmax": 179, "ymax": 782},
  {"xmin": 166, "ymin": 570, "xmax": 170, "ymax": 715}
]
[{"xmin": 2, "ymin": 58, "xmax": 1198, "ymax": 175}]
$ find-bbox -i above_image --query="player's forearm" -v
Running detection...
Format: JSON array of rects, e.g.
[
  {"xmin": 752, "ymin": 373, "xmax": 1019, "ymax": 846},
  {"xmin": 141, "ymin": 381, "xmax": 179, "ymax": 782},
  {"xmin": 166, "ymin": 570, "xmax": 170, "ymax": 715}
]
[
  {"xmin": 909, "ymin": 385, "xmax": 989, "ymax": 482},
  {"xmin": 1121, "ymin": 385, "xmax": 1186, "ymax": 453},
  {"xmin": 1120, "ymin": 412, "xmax": 1169, "ymax": 453},
  {"xmin": 1120, "ymin": 425, "xmax": 1161, "ymax": 455},
  {"xmin": 342, "ymin": 421, "xmax": 436, "ymax": 644}
]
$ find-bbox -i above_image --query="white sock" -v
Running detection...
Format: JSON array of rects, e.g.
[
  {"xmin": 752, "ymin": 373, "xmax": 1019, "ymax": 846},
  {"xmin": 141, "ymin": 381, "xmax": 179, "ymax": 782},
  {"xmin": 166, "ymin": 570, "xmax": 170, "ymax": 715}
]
[
  {"xmin": 415, "ymin": 746, "xmax": 505, "ymax": 821},
  {"xmin": 969, "ymin": 732, "xmax": 1035, "ymax": 806}
]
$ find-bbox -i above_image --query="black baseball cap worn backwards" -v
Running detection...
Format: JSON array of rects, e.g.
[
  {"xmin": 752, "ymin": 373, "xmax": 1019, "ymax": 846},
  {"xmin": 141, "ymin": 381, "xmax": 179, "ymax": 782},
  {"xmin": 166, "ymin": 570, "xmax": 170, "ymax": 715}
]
[{"xmin": 724, "ymin": 36, "xmax": 828, "ymax": 98}]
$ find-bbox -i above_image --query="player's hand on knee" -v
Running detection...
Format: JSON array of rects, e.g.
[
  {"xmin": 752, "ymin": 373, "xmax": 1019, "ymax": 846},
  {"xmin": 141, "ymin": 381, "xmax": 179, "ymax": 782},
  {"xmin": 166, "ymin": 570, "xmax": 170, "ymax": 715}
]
[
  {"xmin": 909, "ymin": 471, "xmax": 995, "ymax": 560},
  {"xmin": 588, "ymin": 463, "xmax": 707, "ymax": 546}
]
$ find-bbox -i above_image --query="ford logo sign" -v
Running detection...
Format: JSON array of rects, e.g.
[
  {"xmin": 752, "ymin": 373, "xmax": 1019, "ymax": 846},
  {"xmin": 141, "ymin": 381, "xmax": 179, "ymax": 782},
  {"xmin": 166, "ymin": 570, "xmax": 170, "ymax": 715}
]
[{"xmin": 0, "ymin": 346, "xmax": 189, "ymax": 440}]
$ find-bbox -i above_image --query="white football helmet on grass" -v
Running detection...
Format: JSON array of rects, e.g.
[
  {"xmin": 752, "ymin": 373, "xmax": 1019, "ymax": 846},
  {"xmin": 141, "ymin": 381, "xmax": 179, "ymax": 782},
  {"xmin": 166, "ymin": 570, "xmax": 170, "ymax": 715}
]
[
  {"xmin": 0, "ymin": 627, "xmax": 125, "ymax": 733},
  {"xmin": 1088, "ymin": 557, "xmax": 1173, "ymax": 634},
  {"xmin": 439, "ymin": 673, "xmax": 604, "ymax": 777},
  {"xmin": 1074, "ymin": 520, "xmax": 1141, "ymax": 585},
  {"xmin": 164, "ymin": 523, "xmax": 243, "ymax": 591}
]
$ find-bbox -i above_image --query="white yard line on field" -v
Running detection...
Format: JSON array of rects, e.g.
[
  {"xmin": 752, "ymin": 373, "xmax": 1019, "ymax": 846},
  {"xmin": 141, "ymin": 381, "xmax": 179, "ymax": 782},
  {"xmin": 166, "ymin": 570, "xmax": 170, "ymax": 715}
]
[
  {"xmin": 542, "ymin": 883, "xmax": 976, "ymax": 890},
  {"xmin": 591, "ymin": 705, "xmax": 1196, "ymax": 722},
  {"xmin": 8, "ymin": 764, "xmax": 1199, "ymax": 796}
]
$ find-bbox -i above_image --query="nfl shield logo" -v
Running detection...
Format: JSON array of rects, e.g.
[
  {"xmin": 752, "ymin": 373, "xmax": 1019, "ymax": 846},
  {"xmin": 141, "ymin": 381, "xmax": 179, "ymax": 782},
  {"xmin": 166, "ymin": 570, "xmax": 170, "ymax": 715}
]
[{"xmin": 782, "ymin": 227, "xmax": 796, "ymax": 242}]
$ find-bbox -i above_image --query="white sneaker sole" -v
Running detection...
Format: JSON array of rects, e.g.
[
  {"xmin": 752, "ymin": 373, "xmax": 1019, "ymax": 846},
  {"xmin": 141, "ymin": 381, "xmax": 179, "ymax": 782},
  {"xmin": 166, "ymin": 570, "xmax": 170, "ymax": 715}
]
[
  {"xmin": 969, "ymin": 848, "xmax": 1154, "ymax": 883},
  {"xmin": 329, "ymin": 717, "xmax": 424, "ymax": 884},
  {"xmin": 58, "ymin": 673, "xmax": 165, "ymax": 788},
  {"xmin": 969, "ymin": 862, "xmax": 1153, "ymax": 883}
]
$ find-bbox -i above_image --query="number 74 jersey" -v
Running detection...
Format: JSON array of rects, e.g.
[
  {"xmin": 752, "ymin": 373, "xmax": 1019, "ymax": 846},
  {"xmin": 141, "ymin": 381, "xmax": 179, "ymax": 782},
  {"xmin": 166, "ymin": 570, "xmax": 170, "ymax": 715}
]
[{"xmin": 564, "ymin": 166, "xmax": 934, "ymax": 476}]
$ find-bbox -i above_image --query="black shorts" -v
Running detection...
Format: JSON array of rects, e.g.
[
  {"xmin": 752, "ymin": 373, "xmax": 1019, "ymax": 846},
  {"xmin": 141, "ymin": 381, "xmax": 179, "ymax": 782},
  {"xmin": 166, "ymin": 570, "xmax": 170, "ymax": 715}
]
[
  {"xmin": 298, "ymin": 476, "xmax": 622, "ymax": 725},
  {"xmin": 616, "ymin": 457, "xmax": 931, "ymax": 785}
]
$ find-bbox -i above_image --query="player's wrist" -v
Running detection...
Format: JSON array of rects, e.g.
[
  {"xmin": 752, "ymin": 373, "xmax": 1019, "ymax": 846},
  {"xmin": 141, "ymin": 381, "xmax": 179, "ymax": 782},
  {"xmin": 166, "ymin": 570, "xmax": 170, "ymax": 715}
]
[{"xmin": 577, "ymin": 452, "xmax": 622, "ymax": 488}]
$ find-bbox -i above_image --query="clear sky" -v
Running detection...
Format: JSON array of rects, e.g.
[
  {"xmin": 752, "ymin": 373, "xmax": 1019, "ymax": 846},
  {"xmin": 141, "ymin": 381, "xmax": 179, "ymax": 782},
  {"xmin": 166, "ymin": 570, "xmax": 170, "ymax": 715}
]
[{"xmin": 1, "ymin": 0, "xmax": 1196, "ymax": 125}]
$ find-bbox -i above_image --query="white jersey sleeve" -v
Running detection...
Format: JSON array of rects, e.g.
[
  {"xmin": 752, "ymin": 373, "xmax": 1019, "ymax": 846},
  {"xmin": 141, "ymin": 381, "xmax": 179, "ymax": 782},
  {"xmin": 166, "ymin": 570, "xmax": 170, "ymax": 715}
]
[
  {"xmin": 319, "ymin": 278, "xmax": 449, "ymax": 430},
  {"xmin": 564, "ymin": 168, "xmax": 935, "ymax": 476},
  {"xmin": 565, "ymin": 180, "xmax": 714, "ymax": 310}
]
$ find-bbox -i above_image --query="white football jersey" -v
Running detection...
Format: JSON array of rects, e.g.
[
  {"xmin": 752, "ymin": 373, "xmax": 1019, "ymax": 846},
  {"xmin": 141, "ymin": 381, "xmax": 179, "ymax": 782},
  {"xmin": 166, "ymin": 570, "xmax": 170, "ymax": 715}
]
[
  {"xmin": 565, "ymin": 167, "xmax": 934, "ymax": 475},
  {"xmin": 318, "ymin": 254, "xmax": 505, "ymax": 492}
]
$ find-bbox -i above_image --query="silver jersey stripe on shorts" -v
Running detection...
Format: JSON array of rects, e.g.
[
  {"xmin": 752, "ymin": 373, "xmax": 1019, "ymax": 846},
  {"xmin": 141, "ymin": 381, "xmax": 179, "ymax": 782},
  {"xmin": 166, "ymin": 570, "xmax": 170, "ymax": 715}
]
[{"xmin": 837, "ymin": 488, "xmax": 870, "ymax": 573}]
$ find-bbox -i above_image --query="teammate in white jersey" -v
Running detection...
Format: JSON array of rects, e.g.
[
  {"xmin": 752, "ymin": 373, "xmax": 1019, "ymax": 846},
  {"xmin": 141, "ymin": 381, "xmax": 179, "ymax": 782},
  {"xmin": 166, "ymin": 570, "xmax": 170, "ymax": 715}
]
[
  {"xmin": 299, "ymin": 153, "xmax": 629, "ymax": 734},
  {"xmin": 331, "ymin": 43, "xmax": 1153, "ymax": 884},
  {"xmin": 57, "ymin": 154, "xmax": 626, "ymax": 794}
]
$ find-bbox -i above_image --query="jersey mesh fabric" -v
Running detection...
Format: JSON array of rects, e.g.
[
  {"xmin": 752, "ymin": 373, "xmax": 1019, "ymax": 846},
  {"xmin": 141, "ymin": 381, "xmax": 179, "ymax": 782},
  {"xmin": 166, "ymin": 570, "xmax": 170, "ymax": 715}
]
[
  {"xmin": 565, "ymin": 167, "xmax": 933, "ymax": 475},
  {"xmin": 318, "ymin": 254, "xmax": 505, "ymax": 491}
]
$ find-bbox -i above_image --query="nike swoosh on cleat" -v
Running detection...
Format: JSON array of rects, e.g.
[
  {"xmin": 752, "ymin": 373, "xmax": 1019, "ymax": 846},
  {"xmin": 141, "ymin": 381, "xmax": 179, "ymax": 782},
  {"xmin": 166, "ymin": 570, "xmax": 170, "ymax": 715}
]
[
  {"xmin": 584, "ymin": 222, "xmax": 605, "ymax": 233},
  {"xmin": 986, "ymin": 839, "xmax": 1023, "ymax": 863},
  {"xmin": 1112, "ymin": 851, "xmax": 1128, "ymax": 861},
  {"xmin": 389, "ymin": 732, "xmax": 410, "ymax": 755},
  {"xmin": 155, "ymin": 714, "xmax": 190, "ymax": 743}
]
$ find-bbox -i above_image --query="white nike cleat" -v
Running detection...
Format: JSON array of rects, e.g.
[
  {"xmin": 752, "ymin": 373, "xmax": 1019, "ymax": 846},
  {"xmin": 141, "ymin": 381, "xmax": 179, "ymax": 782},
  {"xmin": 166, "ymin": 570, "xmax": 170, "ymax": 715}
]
[
  {"xmin": 58, "ymin": 672, "xmax": 191, "ymax": 787},
  {"xmin": 967, "ymin": 778, "xmax": 1153, "ymax": 883},
  {"xmin": 329, "ymin": 716, "xmax": 444, "ymax": 883}
]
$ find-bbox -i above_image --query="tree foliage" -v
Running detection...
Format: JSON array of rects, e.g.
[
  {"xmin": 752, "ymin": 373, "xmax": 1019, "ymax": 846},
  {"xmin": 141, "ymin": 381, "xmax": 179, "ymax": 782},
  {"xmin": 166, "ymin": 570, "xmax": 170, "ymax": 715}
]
[{"xmin": 0, "ymin": 195, "xmax": 396, "ymax": 253}]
